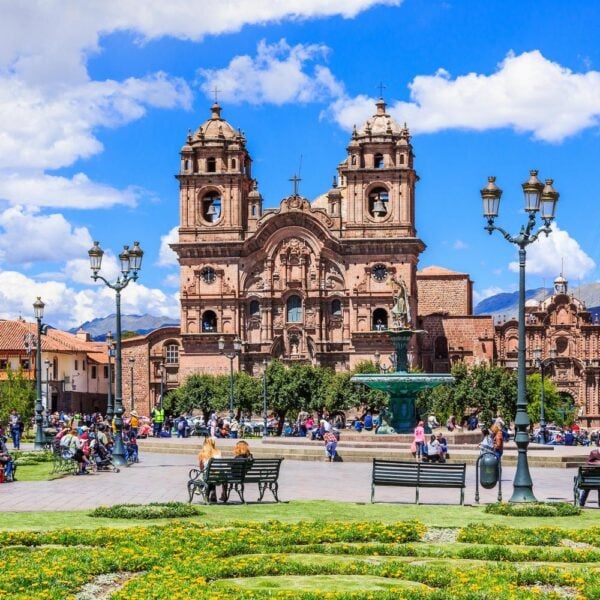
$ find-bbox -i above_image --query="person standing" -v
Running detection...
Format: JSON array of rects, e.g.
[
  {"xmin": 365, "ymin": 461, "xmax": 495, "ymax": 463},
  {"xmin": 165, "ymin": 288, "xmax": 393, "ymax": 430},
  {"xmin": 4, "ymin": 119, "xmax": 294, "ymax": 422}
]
[
  {"xmin": 130, "ymin": 411, "xmax": 139, "ymax": 438},
  {"xmin": 151, "ymin": 403, "xmax": 164, "ymax": 437},
  {"xmin": 9, "ymin": 410, "xmax": 22, "ymax": 450},
  {"xmin": 323, "ymin": 429, "xmax": 338, "ymax": 462},
  {"xmin": 490, "ymin": 424, "xmax": 504, "ymax": 460},
  {"xmin": 413, "ymin": 420, "xmax": 425, "ymax": 462}
]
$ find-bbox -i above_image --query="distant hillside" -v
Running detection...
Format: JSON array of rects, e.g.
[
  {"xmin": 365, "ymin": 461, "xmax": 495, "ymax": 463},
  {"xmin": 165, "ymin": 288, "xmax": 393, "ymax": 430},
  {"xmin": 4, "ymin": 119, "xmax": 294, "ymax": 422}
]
[
  {"xmin": 475, "ymin": 281, "xmax": 600, "ymax": 320},
  {"xmin": 71, "ymin": 314, "xmax": 180, "ymax": 340}
]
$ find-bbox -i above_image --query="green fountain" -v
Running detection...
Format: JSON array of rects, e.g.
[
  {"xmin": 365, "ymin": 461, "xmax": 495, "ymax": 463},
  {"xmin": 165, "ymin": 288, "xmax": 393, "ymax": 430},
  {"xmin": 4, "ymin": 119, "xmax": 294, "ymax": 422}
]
[{"xmin": 351, "ymin": 277, "xmax": 454, "ymax": 433}]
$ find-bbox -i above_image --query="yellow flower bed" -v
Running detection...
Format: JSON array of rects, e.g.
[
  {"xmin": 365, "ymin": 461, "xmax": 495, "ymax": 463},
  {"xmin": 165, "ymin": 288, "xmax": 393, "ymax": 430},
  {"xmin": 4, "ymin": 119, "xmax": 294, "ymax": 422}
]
[{"xmin": 0, "ymin": 520, "xmax": 598, "ymax": 599}]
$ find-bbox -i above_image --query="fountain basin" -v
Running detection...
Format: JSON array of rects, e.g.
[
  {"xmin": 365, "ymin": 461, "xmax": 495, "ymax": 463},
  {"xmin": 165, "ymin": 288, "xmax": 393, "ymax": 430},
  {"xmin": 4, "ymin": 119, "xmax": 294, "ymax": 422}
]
[{"xmin": 351, "ymin": 372, "xmax": 454, "ymax": 433}]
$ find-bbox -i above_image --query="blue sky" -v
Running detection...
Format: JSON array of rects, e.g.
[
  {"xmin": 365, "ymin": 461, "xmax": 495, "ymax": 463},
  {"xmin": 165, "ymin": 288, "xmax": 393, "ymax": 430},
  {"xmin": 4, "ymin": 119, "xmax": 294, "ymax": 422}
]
[{"xmin": 1, "ymin": 0, "xmax": 599, "ymax": 328}]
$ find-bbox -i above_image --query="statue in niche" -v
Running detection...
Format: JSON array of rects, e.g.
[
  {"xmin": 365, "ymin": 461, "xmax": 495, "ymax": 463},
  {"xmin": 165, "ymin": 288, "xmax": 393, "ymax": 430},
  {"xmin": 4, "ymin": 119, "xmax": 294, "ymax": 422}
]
[{"xmin": 389, "ymin": 275, "xmax": 411, "ymax": 329}]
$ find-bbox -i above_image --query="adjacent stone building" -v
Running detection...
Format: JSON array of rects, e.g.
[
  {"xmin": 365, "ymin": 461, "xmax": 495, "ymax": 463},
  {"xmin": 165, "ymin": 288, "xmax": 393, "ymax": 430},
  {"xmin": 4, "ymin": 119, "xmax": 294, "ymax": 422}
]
[{"xmin": 495, "ymin": 275, "xmax": 600, "ymax": 427}]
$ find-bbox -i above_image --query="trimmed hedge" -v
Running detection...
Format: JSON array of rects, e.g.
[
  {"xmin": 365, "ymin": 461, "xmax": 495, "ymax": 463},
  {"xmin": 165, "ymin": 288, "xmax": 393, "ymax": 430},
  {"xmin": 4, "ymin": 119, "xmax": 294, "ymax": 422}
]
[
  {"xmin": 89, "ymin": 502, "xmax": 203, "ymax": 520},
  {"xmin": 484, "ymin": 502, "xmax": 581, "ymax": 517}
]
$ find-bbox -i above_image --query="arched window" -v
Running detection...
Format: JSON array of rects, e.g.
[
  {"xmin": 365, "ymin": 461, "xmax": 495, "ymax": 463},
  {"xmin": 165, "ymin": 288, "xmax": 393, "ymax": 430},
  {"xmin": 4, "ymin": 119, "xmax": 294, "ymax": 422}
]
[
  {"xmin": 374, "ymin": 153, "xmax": 384, "ymax": 168},
  {"xmin": 249, "ymin": 300, "xmax": 260, "ymax": 318},
  {"xmin": 206, "ymin": 157, "xmax": 216, "ymax": 173},
  {"xmin": 202, "ymin": 310, "xmax": 217, "ymax": 332},
  {"xmin": 165, "ymin": 343, "xmax": 179, "ymax": 364},
  {"xmin": 368, "ymin": 187, "xmax": 389, "ymax": 218},
  {"xmin": 372, "ymin": 308, "xmax": 388, "ymax": 331},
  {"xmin": 201, "ymin": 192, "xmax": 221, "ymax": 222},
  {"xmin": 351, "ymin": 155, "xmax": 357, "ymax": 166},
  {"xmin": 435, "ymin": 336, "xmax": 449, "ymax": 360},
  {"xmin": 331, "ymin": 299, "xmax": 342, "ymax": 316},
  {"xmin": 184, "ymin": 159, "xmax": 190, "ymax": 171},
  {"xmin": 286, "ymin": 296, "xmax": 302, "ymax": 323},
  {"xmin": 231, "ymin": 158, "xmax": 237, "ymax": 170},
  {"xmin": 400, "ymin": 154, "xmax": 405, "ymax": 165}
]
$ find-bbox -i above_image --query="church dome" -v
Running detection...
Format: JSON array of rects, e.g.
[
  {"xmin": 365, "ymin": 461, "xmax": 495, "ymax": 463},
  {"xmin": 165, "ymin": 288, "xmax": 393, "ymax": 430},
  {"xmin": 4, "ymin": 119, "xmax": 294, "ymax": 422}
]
[
  {"xmin": 191, "ymin": 102, "xmax": 242, "ymax": 143},
  {"xmin": 525, "ymin": 298, "xmax": 540, "ymax": 309},
  {"xmin": 356, "ymin": 99, "xmax": 404, "ymax": 138}
]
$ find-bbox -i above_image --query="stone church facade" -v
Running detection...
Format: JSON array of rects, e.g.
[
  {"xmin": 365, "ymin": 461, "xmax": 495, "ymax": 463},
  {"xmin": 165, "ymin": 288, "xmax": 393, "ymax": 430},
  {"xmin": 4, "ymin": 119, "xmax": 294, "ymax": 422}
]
[{"xmin": 119, "ymin": 100, "xmax": 599, "ymax": 427}]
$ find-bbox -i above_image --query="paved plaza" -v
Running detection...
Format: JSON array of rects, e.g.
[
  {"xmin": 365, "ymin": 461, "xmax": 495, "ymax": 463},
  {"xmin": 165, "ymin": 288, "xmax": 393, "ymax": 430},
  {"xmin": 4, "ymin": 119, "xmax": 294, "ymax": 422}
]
[{"xmin": 0, "ymin": 449, "xmax": 588, "ymax": 512}]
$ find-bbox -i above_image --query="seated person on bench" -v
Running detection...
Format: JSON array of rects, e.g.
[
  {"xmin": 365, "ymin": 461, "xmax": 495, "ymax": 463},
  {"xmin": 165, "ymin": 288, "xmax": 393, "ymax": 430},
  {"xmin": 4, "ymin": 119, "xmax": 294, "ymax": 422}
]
[
  {"xmin": 0, "ymin": 435, "xmax": 15, "ymax": 481},
  {"xmin": 580, "ymin": 449, "xmax": 600, "ymax": 507}
]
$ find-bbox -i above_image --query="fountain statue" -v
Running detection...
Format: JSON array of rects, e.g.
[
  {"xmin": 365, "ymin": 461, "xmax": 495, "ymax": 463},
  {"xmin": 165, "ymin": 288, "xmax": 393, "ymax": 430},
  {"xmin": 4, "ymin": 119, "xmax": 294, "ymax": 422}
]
[{"xmin": 351, "ymin": 275, "xmax": 454, "ymax": 433}]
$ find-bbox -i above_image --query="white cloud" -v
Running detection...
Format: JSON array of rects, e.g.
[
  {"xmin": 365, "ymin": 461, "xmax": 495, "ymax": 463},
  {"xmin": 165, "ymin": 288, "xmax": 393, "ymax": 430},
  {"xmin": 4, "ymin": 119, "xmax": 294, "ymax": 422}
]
[
  {"xmin": 453, "ymin": 239, "xmax": 468, "ymax": 250},
  {"xmin": 157, "ymin": 226, "xmax": 179, "ymax": 266},
  {"xmin": 328, "ymin": 51, "xmax": 600, "ymax": 142},
  {"xmin": 0, "ymin": 268, "xmax": 179, "ymax": 329},
  {"xmin": 199, "ymin": 39, "xmax": 344, "ymax": 105},
  {"xmin": 509, "ymin": 224, "xmax": 595, "ymax": 280},
  {"xmin": 0, "ymin": 206, "xmax": 93, "ymax": 265},
  {"xmin": 0, "ymin": 173, "xmax": 140, "ymax": 210}
]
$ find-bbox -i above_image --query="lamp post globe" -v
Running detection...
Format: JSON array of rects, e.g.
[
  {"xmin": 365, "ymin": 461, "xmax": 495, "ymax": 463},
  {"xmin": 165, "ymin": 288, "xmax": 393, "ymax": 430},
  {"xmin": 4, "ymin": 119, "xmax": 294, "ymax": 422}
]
[{"xmin": 480, "ymin": 170, "xmax": 559, "ymax": 503}]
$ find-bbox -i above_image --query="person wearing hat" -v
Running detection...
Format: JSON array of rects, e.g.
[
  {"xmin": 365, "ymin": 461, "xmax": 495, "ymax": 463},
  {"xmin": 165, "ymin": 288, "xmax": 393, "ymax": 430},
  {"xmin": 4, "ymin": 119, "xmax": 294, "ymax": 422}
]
[
  {"xmin": 130, "ymin": 411, "xmax": 140, "ymax": 438},
  {"xmin": 580, "ymin": 449, "xmax": 600, "ymax": 507}
]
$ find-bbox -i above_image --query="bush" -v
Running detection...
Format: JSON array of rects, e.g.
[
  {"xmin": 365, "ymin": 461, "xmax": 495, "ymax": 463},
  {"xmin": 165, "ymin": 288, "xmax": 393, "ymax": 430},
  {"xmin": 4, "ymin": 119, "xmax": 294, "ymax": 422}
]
[
  {"xmin": 89, "ymin": 502, "xmax": 203, "ymax": 520},
  {"xmin": 484, "ymin": 502, "xmax": 581, "ymax": 517}
]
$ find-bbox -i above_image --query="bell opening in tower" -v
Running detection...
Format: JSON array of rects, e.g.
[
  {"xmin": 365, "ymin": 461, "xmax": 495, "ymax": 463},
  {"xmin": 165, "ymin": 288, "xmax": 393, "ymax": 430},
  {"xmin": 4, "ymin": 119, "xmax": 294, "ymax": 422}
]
[
  {"xmin": 202, "ymin": 193, "xmax": 221, "ymax": 223},
  {"xmin": 368, "ymin": 187, "xmax": 389, "ymax": 218}
]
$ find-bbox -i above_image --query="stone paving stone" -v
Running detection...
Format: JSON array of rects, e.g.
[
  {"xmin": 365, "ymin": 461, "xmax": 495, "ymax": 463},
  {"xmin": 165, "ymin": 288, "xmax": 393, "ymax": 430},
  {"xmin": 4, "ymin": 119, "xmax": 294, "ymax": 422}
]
[{"xmin": 0, "ymin": 450, "xmax": 587, "ymax": 511}]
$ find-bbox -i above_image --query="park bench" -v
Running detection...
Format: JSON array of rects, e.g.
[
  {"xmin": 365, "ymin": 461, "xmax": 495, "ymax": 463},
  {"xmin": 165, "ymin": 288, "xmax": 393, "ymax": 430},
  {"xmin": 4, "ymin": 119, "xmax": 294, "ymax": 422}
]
[
  {"xmin": 371, "ymin": 459, "xmax": 466, "ymax": 505},
  {"xmin": 187, "ymin": 457, "xmax": 284, "ymax": 504},
  {"xmin": 188, "ymin": 458, "xmax": 250, "ymax": 504},
  {"xmin": 573, "ymin": 465, "xmax": 600, "ymax": 507},
  {"xmin": 243, "ymin": 458, "xmax": 284, "ymax": 502},
  {"xmin": 52, "ymin": 448, "xmax": 77, "ymax": 475}
]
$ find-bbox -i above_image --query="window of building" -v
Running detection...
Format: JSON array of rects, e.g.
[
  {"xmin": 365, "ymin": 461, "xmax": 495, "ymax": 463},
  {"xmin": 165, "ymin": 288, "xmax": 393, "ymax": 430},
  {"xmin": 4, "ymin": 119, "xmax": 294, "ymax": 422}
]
[
  {"xmin": 251, "ymin": 204, "xmax": 257, "ymax": 216},
  {"xmin": 201, "ymin": 192, "xmax": 221, "ymax": 223},
  {"xmin": 0, "ymin": 359, "xmax": 7, "ymax": 370},
  {"xmin": 435, "ymin": 336, "xmax": 449, "ymax": 360},
  {"xmin": 74, "ymin": 359, "xmax": 78, "ymax": 371},
  {"xmin": 374, "ymin": 153, "xmax": 384, "ymax": 168},
  {"xmin": 249, "ymin": 300, "xmax": 260, "ymax": 318},
  {"xmin": 286, "ymin": 296, "xmax": 302, "ymax": 323},
  {"xmin": 331, "ymin": 299, "xmax": 342, "ymax": 316},
  {"xmin": 21, "ymin": 358, "xmax": 30, "ymax": 370},
  {"xmin": 91, "ymin": 365, "xmax": 97, "ymax": 379},
  {"xmin": 351, "ymin": 155, "xmax": 357, "ymax": 165},
  {"xmin": 372, "ymin": 308, "xmax": 388, "ymax": 331},
  {"xmin": 368, "ymin": 187, "xmax": 389, "ymax": 218},
  {"xmin": 206, "ymin": 157, "xmax": 216, "ymax": 172},
  {"xmin": 165, "ymin": 343, "xmax": 179, "ymax": 364},
  {"xmin": 184, "ymin": 159, "xmax": 190, "ymax": 171},
  {"xmin": 231, "ymin": 158, "xmax": 237, "ymax": 170},
  {"xmin": 202, "ymin": 311, "xmax": 217, "ymax": 332},
  {"xmin": 400, "ymin": 154, "xmax": 405, "ymax": 165},
  {"xmin": 103, "ymin": 365, "xmax": 109, "ymax": 379},
  {"xmin": 53, "ymin": 357, "xmax": 59, "ymax": 379}
]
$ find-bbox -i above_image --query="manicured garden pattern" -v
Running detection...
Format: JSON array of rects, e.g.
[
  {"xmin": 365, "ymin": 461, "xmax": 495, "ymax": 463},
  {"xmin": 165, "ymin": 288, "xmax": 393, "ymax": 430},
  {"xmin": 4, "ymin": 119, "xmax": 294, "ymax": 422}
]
[{"xmin": 0, "ymin": 520, "xmax": 599, "ymax": 598}]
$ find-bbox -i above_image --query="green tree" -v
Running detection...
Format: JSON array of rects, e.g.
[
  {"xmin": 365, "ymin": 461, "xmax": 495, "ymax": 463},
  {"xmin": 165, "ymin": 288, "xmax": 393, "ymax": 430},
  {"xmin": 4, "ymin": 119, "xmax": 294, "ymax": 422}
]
[
  {"xmin": 167, "ymin": 373, "xmax": 225, "ymax": 420},
  {"xmin": 0, "ymin": 367, "xmax": 36, "ymax": 429},
  {"xmin": 526, "ymin": 373, "xmax": 562, "ymax": 427}
]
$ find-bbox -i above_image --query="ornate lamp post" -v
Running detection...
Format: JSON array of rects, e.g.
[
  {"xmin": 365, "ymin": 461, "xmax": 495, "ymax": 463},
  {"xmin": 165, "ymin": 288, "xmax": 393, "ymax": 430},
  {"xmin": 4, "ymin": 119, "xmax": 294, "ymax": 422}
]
[
  {"xmin": 106, "ymin": 331, "xmax": 114, "ymax": 421},
  {"xmin": 33, "ymin": 297, "xmax": 47, "ymax": 450},
  {"xmin": 88, "ymin": 241, "xmax": 143, "ymax": 465},
  {"xmin": 480, "ymin": 170, "xmax": 559, "ymax": 502},
  {"xmin": 128, "ymin": 356, "xmax": 135, "ymax": 412},
  {"xmin": 262, "ymin": 358, "xmax": 269, "ymax": 437},
  {"xmin": 532, "ymin": 347, "xmax": 557, "ymax": 443},
  {"xmin": 218, "ymin": 336, "xmax": 242, "ymax": 420}
]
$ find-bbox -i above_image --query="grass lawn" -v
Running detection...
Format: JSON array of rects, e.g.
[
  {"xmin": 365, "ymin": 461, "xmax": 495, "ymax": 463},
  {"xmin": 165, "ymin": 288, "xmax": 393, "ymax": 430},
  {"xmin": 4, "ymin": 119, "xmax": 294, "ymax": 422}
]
[
  {"xmin": 0, "ymin": 500, "xmax": 598, "ymax": 531},
  {"xmin": 13, "ymin": 462, "xmax": 65, "ymax": 482}
]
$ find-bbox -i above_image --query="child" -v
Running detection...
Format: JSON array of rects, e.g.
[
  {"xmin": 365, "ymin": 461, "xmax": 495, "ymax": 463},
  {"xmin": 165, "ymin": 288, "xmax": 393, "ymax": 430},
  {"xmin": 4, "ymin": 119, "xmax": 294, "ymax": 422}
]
[{"xmin": 323, "ymin": 430, "xmax": 338, "ymax": 462}]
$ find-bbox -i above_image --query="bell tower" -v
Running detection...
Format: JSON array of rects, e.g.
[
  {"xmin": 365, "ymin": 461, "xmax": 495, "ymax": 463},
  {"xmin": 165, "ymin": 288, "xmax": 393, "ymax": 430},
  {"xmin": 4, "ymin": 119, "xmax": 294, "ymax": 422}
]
[
  {"xmin": 339, "ymin": 99, "xmax": 418, "ymax": 239},
  {"xmin": 177, "ymin": 102, "xmax": 255, "ymax": 241}
]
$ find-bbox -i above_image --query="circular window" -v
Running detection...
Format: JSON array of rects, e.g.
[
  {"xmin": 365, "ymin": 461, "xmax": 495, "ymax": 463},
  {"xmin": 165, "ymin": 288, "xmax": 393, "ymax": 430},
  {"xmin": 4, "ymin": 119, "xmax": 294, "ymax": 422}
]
[
  {"xmin": 372, "ymin": 264, "xmax": 388, "ymax": 282},
  {"xmin": 201, "ymin": 267, "xmax": 216, "ymax": 284}
]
